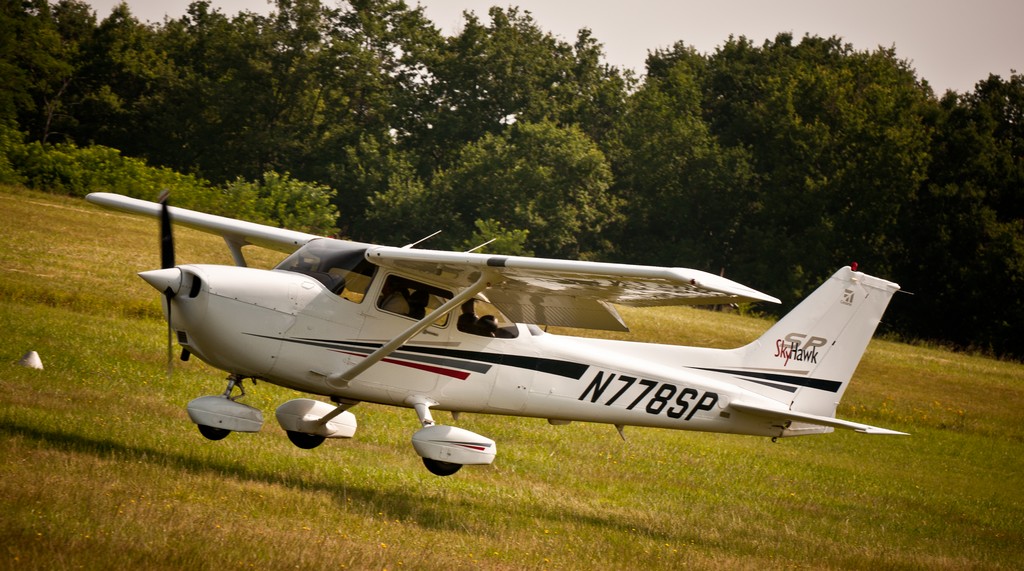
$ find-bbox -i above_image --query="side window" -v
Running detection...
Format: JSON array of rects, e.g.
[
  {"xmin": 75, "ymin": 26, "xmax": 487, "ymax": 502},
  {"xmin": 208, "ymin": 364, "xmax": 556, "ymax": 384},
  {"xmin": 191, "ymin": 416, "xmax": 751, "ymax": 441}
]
[
  {"xmin": 457, "ymin": 298, "xmax": 519, "ymax": 338},
  {"xmin": 377, "ymin": 275, "xmax": 452, "ymax": 327}
]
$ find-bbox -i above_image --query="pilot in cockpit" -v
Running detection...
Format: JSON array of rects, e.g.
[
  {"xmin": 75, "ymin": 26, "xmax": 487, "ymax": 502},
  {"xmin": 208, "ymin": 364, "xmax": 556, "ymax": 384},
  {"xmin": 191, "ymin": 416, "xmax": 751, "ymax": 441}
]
[{"xmin": 458, "ymin": 300, "xmax": 499, "ymax": 337}]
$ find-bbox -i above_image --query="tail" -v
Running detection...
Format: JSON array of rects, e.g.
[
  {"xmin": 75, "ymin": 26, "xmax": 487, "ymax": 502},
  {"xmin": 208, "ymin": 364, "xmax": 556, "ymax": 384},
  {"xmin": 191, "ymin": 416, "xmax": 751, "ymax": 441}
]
[{"xmin": 724, "ymin": 265, "xmax": 906, "ymax": 436}]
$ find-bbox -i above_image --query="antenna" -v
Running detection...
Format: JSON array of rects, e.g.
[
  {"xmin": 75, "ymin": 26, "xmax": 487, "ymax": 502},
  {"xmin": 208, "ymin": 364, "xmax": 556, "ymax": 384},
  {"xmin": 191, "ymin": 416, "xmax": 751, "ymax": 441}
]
[
  {"xmin": 402, "ymin": 230, "xmax": 442, "ymax": 249},
  {"xmin": 464, "ymin": 238, "xmax": 496, "ymax": 253}
]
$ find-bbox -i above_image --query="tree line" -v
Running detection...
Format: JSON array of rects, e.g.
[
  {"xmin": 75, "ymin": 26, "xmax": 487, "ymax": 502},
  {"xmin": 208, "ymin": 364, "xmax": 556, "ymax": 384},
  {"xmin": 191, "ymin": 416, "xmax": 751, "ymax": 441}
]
[{"xmin": 3, "ymin": 0, "xmax": 1022, "ymax": 358}]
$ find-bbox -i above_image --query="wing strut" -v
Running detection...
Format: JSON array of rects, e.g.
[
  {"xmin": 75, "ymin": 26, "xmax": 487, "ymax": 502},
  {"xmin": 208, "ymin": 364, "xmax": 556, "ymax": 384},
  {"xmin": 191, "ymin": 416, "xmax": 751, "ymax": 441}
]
[
  {"xmin": 223, "ymin": 236, "xmax": 248, "ymax": 267},
  {"xmin": 326, "ymin": 271, "xmax": 497, "ymax": 389}
]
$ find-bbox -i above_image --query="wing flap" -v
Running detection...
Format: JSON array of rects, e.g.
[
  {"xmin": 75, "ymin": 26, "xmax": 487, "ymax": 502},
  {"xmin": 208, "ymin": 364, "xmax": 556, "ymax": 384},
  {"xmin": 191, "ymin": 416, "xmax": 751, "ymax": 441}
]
[
  {"xmin": 485, "ymin": 291, "xmax": 629, "ymax": 331},
  {"xmin": 730, "ymin": 400, "xmax": 909, "ymax": 435}
]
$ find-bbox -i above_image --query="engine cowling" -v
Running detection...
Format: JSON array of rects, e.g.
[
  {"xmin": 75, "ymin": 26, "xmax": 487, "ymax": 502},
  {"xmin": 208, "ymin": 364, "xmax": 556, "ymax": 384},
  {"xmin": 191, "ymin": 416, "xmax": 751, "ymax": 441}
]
[
  {"xmin": 411, "ymin": 425, "xmax": 496, "ymax": 466},
  {"xmin": 187, "ymin": 395, "xmax": 263, "ymax": 432},
  {"xmin": 275, "ymin": 398, "xmax": 357, "ymax": 438}
]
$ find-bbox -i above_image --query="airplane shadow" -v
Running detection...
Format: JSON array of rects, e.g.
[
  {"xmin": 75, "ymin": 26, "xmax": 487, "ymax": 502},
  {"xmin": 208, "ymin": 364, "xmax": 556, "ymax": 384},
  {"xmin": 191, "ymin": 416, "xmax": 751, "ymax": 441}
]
[{"xmin": 1, "ymin": 419, "xmax": 678, "ymax": 541}]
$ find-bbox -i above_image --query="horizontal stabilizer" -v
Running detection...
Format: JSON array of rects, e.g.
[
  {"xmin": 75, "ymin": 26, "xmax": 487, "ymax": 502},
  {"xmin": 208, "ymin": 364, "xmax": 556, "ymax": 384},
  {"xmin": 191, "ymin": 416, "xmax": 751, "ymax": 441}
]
[{"xmin": 730, "ymin": 400, "xmax": 908, "ymax": 436}]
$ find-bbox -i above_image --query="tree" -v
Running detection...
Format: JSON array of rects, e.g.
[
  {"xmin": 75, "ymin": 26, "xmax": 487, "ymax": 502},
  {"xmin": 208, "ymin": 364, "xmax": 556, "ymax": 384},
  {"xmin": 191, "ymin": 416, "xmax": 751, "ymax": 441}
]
[
  {"xmin": 341, "ymin": 132, "xmax": 426, "ymax": 241},
  {"xmin": 406, "ymin": 7, "xmax": 629, "ymax": 177},
  {"xmin": 72, "ymin": 2, "xmax": 165, "ymax": 152},
  {"xmin": 896, "ymin": 74, "xmax": 1024, "ymax": 356},
  {"xmin": 701, "ymin": 34, "xmax": 932, "ymax": 302},
  {"xmin": 367, "ymin": 120, "xmax": 620, "ymax": 259},
  {"xmin": 1, "ymin": 0, "xmax": 76, "ymax": 141},
  {"xmin": 142, "ymin": 0, "xmax": 338, "ymax": 180},
  {"xmin": 611, "ymin": 43, "xmax": 753, "ymax": 272},
  {"xmin": 313, "ymin": 0, "xmax": 441, "ymax": 221}
]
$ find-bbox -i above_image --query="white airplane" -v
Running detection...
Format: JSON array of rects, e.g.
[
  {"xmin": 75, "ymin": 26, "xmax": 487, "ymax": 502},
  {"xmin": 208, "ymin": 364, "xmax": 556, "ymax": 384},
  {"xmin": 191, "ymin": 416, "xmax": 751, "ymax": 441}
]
[{"xmin": 86, "ymin": 192, "xmax": 907, "ymax": 476}]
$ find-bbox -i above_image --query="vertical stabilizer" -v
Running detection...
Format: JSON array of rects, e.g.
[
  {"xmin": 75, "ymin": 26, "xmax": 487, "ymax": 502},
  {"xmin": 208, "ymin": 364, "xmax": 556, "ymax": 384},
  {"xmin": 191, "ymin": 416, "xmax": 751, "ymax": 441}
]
[{"xmin": 735, "ymin": 266, "xmax": 900, "ymax": 417}]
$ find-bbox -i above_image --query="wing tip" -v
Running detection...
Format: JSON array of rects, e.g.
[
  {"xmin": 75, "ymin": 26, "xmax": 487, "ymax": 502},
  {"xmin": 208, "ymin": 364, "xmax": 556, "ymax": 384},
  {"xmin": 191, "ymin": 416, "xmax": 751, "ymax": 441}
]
[{"xmin": 855, "ymin": 426, "xmax": 911, "ymax": 436}]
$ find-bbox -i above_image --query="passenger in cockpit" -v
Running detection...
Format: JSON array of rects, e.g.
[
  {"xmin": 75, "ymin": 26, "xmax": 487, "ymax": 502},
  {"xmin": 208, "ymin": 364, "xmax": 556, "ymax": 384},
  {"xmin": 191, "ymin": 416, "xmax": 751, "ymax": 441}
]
[{"xmin": 380, "ymin": 279, "xmax": 410, "ymax": 315}]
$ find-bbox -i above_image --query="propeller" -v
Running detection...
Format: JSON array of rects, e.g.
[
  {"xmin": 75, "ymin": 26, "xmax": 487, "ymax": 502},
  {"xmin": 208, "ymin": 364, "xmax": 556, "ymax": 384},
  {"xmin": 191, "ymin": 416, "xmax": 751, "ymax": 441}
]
[
  {"xmin": 158, "ymin": 190, "xmax": 176, "ymax": 378},
  {"xmin": 159, "ymin": 190, "xmax": 174, "ymax": 270}
]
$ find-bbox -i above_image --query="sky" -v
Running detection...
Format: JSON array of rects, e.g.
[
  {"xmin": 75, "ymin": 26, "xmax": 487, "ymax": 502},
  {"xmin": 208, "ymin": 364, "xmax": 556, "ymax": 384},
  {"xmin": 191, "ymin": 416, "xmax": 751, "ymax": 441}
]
[{"xmin": 84, "ymin": 0, "xmax": 1022, "ymax": 94}]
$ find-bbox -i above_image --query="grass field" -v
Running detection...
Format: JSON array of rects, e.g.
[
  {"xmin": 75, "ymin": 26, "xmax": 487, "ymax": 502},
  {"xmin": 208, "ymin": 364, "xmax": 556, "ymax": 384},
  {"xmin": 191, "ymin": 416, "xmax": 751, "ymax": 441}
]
[{"xmin": 2, "ymin": 186, "xmax": 1023, "ymax": 570}]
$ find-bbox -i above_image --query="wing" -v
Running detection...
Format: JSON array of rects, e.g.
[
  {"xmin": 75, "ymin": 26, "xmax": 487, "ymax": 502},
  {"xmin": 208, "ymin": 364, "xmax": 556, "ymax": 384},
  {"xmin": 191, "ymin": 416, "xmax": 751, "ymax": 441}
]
[
  {"xmin": 86, "ymin": 192, "xmax": 320, "ymax": 264},
  {"xmin": 86, "ymin": 192, "xmax": 779, "ymax": 331},
  {"xmin": 366, "ymin": 246, "xmax": 780, "ymax": 331}
]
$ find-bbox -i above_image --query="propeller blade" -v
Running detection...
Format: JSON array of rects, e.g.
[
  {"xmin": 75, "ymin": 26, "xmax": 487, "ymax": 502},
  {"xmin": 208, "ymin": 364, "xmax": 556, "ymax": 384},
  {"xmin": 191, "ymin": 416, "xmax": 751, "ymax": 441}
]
[
  {"xmin": 159, "ymin": 190, "xmax": 174, "ymax": 269},
  {"xmin": 165, "ymin": 290, "xmax": 174, "ymax": 380},
  {"xmin": 157, "ymin": 190, "xmax": 176, "ymax": 378}
]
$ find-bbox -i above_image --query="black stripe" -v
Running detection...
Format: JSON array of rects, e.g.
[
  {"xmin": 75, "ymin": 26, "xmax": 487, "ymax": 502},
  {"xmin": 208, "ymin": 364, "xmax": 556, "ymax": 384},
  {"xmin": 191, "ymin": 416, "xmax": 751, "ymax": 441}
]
[
  {"xmin": 486, "ymin": 256, "xmax": 508, "ymax": 267},
  {"xmin": 691, "ymin": 367, "xmax": 843, "ymax": 393},
  {"xmin": 284, "ymin": 339, "xmax": 491, "ymax": 374},
  {"xmin": 284, "ymin": 337, "xmax": 590, "ymax": 380},
  {"xmin": 738, "ymin": 378, "xmax": 799, "ymax": 393},
  {"xmin": 360, "ymin": 341, "xmax": 590, "ymax": 380}
]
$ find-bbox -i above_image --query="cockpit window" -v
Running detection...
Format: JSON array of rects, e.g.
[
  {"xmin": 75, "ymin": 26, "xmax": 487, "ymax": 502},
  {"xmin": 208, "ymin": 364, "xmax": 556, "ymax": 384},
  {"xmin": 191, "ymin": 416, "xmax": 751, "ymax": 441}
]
[
  {"xmin": 275, "ymin": 240, "xmax": 377, "ymax": 302},
  {"xmin": 377, "ymin": 274, "xmax": 453, "ymax": 327}
]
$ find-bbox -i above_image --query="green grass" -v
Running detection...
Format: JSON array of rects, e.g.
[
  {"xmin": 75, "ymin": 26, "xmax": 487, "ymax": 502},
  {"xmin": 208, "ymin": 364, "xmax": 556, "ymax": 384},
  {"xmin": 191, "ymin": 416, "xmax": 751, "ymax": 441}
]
[{"xmin": 2, "ymin": 186, "xmax": 1023, "ymax": 570}]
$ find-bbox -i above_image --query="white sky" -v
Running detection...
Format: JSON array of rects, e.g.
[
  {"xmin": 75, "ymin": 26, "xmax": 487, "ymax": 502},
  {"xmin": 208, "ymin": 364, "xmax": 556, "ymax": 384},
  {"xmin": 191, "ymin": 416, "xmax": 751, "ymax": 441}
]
[{"xmin": 85, "ymin": 0, "xmax": 1021, "ymax": 94}]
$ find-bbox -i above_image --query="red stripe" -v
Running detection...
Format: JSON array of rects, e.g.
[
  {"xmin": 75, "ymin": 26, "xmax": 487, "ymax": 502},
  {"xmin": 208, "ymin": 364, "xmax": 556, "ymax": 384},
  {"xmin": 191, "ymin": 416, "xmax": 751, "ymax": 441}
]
[
  {"xmin": 381, "ymin": 357, "xmax": 471, "ymax": 380},
  {"xmin": 430, "ymin": 440, "xmax": 490, "ymax": 451},
  {"xmin": 331, "ymin": 350, "xmax": 471, "ymax": 380}
]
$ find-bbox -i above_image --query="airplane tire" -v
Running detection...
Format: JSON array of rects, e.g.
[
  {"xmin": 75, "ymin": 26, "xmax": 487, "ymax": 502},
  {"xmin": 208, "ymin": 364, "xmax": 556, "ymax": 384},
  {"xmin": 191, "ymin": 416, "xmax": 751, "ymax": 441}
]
[
  {"xmin": 197, "ymin": 423, "xmax": 231, "ymax": 441},
  {"xmin": 287, "ymin": 430, "xmax": 326, "ymax": 449},
  {"xmin": 423, "ymin": 458, "xmax": 462, "ymax": 476}
]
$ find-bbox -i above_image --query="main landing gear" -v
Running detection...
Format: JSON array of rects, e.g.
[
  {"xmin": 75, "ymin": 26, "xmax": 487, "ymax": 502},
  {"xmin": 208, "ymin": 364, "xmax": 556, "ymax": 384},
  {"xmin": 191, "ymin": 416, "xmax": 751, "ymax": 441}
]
[
  {"xmin": 185, "ymin": 380, "xmax": 496, "ymax": 477},
  {"xmin": 408, "ymin": 397, "xmax": 497, "ymax": 477},
  {"xmin": 186, "ymin": 375, "xmax": 358, "ymax": 445}
]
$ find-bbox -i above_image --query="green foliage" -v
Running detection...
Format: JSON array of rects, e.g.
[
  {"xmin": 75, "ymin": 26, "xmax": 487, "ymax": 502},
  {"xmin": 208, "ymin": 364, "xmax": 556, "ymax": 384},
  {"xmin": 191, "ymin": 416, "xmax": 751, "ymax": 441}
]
[
  {"xmin": 462, "ymin": 218, "xmax": 532, "ymax": 256},
  {"xmin": 9, "ymin": 138, "xmax": 209, "ymax": 199},
  {"xmin": 613, "ymin": 45, "xmax": 753, "ymax": 271},
  {"xmin": 360, "ymin": 167, "xmax": 433, "ymax": 247},
  {"xmin": 408, "ymin": 7, "xmax": 629, "ymax": 173},
  {"xmin": 0, "ymin": 132, "xmax": 338, "ymax": 234},
  {"xmin": 224, "ymin": 171, "xmax": 339, "ymax": 236},
  {"xmin": 894, "ymin": 74, "xmax": 1024, "ymax": 356},
  {"xmin": 374, "ymin": 120, "xmax": 621, "ymax": 258},
  {"xmin": 339, "ymin": 133, "xmax": 426, "ymax": 240},
  {"xmin": 0, "ymin": 0, "xmax": 77, "ymax": 141},
  {"xmin": 0, "ymin": 123, "xmax": 25, "ymax": 184}
]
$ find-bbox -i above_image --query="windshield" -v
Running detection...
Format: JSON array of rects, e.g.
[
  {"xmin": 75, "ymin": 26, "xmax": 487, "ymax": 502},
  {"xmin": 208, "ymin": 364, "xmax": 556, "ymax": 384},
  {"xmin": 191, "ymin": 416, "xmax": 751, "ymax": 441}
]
[{"xmin": 275, "ymin": 240, "xmax": 377, "ymax": 302}]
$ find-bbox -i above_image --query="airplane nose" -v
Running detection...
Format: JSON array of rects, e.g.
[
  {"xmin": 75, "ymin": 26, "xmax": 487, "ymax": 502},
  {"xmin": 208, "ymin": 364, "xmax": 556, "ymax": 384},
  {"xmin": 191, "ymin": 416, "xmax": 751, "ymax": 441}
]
[{"xmin": 139, "ymin": 268, "xmax": 182, "ymax": 295}]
